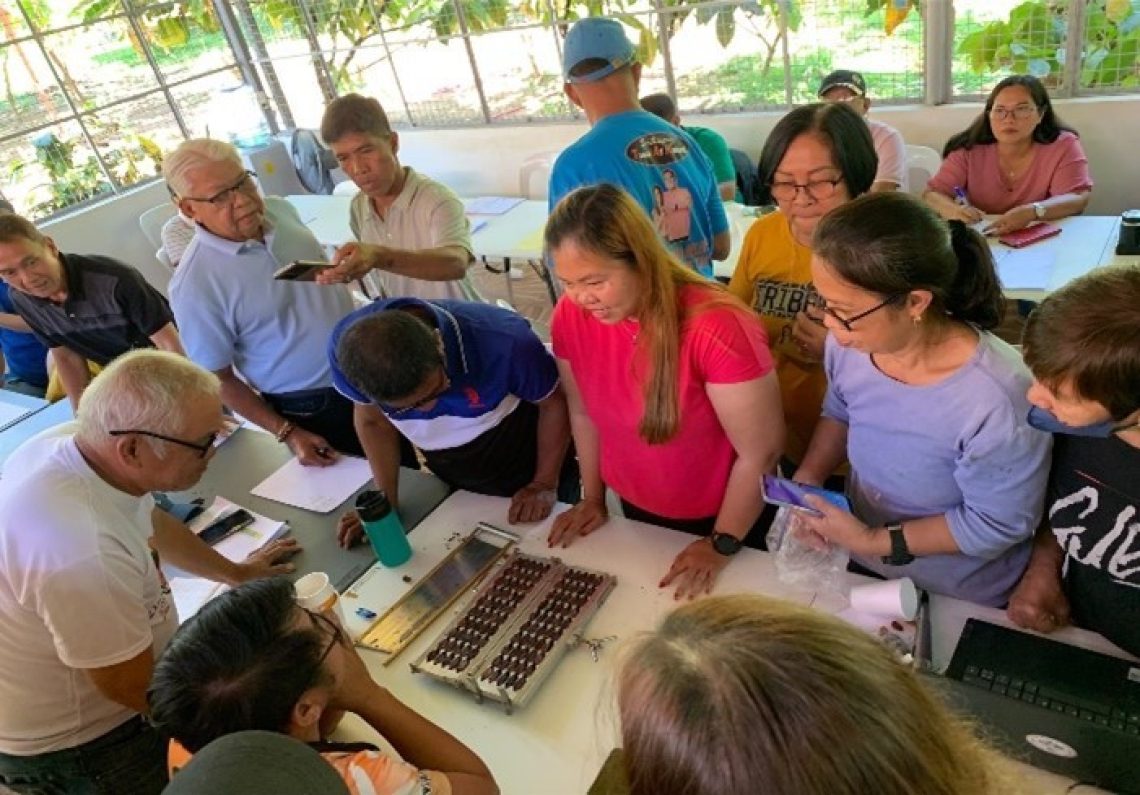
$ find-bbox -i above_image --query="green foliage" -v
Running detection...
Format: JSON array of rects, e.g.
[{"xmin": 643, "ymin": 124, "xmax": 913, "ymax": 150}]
[
  {"xmin": 10, "ymin": 128, "xmax": 163, "ymax": 219},
  {"xmin": 957, "ymin": 0, "xmax": 1140, "ymax": 87}
]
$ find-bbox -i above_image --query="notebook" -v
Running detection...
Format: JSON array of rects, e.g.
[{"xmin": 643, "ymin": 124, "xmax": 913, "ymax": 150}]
[{"xmin": 925, "ymin": 618, "xmax": 1140, "ymax": 793}]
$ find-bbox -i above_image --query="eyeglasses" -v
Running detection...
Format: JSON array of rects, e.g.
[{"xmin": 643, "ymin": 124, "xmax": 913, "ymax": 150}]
[
  {"xmin": 769, "ymin": 177, "xmax": 844, "ymax": 202},
  {"xmin": 989, "ymin": 104, "xmax": 1039, "ymax": 121},
  {"xmin": 304, "ymin": 608, "xmax": 345, "ymax": 668},
  {"xmin": 108, "ymin": 429, "xmax": 218, "ymax": 457},
  {"xmin": 383, "ymin": 370, "xmax": 451, "ymax": 418},
  {"xmin": 820, "ymin": 294, "xmax": 904, "ymax": 331},
  {"xmin": 179, "ymin": 170, "xmax": 257, "ymax": 206}
]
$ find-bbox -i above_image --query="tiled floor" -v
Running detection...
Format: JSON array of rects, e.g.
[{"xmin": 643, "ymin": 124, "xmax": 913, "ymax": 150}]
[{"xmin": 468, "ymin": 260, "xmax": 556, "ymax": 341}]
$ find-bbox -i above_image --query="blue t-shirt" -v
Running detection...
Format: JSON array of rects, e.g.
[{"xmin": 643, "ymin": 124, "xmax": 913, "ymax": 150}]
[
  {"xmin": 549, "ymin": 110, "xmax": 729, "ymax": 276},
  {"xmin": 822, "ymin": 332, "xmax": 1052, "ymax": 607},
  {"xmin": 0, "ymin": 282, "xmax": 48, "ymax": 386},
  {"xmin": 329, "ymin": 298, "xmax": 558, "ymax": 452}
]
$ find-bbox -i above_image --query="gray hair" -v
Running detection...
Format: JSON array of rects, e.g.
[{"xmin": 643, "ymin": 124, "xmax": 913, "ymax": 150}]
[
  {"xmin": 76, "ymin": 350, "xmax": 221, "ymax": 455},
  {"xmin": 163, "ymin": 138, "xmax": 243, "ymax": 198}
]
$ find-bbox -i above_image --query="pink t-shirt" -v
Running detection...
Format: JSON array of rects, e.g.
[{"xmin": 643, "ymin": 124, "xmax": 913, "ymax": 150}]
[
  {"xmin": 552, "ymin": 284, "xmax": 773, "ymax": 519},
  {"xmin": 927, "ymin": 130, "xmax": 1092, "ymax": 214},
  {"xmin": 868, "ymin": 118, "xmax": 907, "ymax": 190}
]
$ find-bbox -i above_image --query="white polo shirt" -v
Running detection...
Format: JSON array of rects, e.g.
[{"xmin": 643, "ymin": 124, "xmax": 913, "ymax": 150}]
[
  {"xmin": 0, "ymin": 424, "xmax": 177, "ymax": 754},
  {"xmin": 350, "ymin": 168, "xmax": 483, "ymax": 302}
]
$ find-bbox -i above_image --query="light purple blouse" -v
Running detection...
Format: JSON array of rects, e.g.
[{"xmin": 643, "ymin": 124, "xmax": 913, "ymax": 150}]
[{"xmin": 822, "ymin": 332, "xmax": 1052, "ymax": 606}]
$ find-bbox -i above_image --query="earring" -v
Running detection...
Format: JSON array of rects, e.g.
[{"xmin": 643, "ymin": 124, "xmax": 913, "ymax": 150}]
[{"xmin": 913, "ymin": 313, "xmax": 923, "ymax": 326}]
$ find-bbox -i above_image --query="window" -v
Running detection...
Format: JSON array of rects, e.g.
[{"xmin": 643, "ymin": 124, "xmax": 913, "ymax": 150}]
[{"xmin": 0, "ymin": 0, "xmax": 241, "ymax": 220}]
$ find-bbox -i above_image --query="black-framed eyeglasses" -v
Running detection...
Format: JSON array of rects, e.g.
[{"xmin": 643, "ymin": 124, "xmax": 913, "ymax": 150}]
[
  {"xmin": 820, "ymin": 293, "xmax": 904, "ymax": 332},
  {"xmin": 989, "ymin": 104, "xmax": 1039, "ymax": 121},
  {"xmin": 179, "ymin": 170, "xmax": 257, "ymax": 206},
  {"xmin": 108, "ymin": 429, "xmax": 218, "ymax": 457},
  {"xmin": 382, "ymin": 370, "xmax": 451, "ymax": 418},
  {"xmin": 304, "ymin": 608, "xmax": 345, "ymax": 667},
  {"xmin": 769, "ymin": 177, "xmax": 844, "ymax": 202}
]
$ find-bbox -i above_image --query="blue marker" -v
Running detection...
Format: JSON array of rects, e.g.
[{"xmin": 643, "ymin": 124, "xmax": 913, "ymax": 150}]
[
  {"xmin": 355, "ymin": 607, "xmax": 377, "ymax": 620},
  {"xmin": 952, "ymin": 186, "xmax": 969, "ymax": 206}
]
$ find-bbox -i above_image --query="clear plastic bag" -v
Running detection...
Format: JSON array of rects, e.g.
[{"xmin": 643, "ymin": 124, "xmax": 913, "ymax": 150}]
[{"xmin": 766, "ymin": 506, "xmax": 850, "ymax": 596}]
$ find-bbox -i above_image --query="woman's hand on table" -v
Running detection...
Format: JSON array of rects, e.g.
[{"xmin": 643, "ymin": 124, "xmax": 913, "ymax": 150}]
[
  {"xmin": 508, "ymin": 481, "xmax": 556, "ymax": 524},
  {"xmin": 983, "ymin": 205, "xmax": 1036, "ymax": 236},
  {"xmin": 1007, "ymin": 563, "xmax": 1071, "ymax": 634},
  {"xmin": 547, "ymin": 498, "xmax": 608, "ymax": 548},
  {"xmin": 337, "ymin": 510, "xmax": 364, "ymax": 549},
  {"xmin": 797, "ymin": 495, "xmax": 879, "ymax": 556},
  {"xmin": 659, "ymin": 539, "xmax": 729, "ymax": 601},
  {"xmin": 943, "ymin": 203, "xmax": 984, "ymax": 224}
]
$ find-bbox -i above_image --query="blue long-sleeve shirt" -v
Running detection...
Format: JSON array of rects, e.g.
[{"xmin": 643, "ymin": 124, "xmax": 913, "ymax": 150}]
[{"xmin": 822, "ymin": 331, "xmax": 1052, "ymax": 606}]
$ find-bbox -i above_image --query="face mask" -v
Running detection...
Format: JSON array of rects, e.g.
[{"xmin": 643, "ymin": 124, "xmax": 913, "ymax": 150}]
[{"xmin": 1027, "ymin": 406, "xmax": 1138, "ymax": 438}]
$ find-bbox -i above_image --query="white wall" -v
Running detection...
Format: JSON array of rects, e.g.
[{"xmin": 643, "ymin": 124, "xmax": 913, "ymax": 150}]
[
  {"xmin": 38, "ymin": 96, "xmax": 1139, "ymax": 294},
  {"xmin": 40, "ymin": 180, "xmax": 172, "ymax": 295}
]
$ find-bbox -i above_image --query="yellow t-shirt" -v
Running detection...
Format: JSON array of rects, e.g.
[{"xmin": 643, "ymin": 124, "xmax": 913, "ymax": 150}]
[{"xmin": 727, "ymin": 211, "xmax": 826, "ymax": 463}]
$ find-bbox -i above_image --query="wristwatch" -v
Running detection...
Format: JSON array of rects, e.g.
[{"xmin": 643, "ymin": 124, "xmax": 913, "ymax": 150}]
[
  {"xmin": 709, "ymin": 532, "xmax": 744, "ymax": 556},
  {"xmin": 1033, "ymin": 201, "xmax": 1047, "ymax": 220},
  {"xmin": 880, "ymin": 523, "xmax": 915, "ymax": 566}
]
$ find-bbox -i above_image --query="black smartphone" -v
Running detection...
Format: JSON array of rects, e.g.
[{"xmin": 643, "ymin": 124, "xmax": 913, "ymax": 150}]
[
  {"xmin": 198, "ymin": 509, "xmax": 255, "ymax": 545},
  {"xmin": 273, "ymin": 260, "xmax": 333, "ymax": 281}
]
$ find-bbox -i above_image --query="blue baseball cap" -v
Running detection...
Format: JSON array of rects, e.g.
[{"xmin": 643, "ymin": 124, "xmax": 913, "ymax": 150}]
[{"xmin": 562, "ymin": 17, "xmax": 637, "ymax": 84}]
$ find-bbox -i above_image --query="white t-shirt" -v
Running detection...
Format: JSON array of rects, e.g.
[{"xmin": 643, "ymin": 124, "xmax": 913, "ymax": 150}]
[
  {"xmin": 0, "ymin": 424, "xmax": 177, "ymax": 754},
  {"xmin": 867, "ymin": 118, "xmax": 908, "ymax": 191},
  {"xmin": 350, "ymin": 168, "xmax": 483, "ymax": 302}
]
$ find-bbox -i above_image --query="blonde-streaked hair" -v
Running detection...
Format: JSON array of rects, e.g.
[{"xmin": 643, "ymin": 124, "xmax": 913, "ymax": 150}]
[
  {"xmin": 618, "ymin": 595, "xmax": 1019, "ymax": 795},
  {"xmin": 545, "ymin": 183, "xmax": 746, "ymax": 443},
  {"xmin": 163, "ymin": 138, "xmax": 243, "ymax": 198}
]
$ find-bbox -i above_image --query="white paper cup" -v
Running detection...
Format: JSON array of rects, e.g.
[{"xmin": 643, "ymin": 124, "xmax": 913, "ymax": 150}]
[
  {"xmin": 294, "ymin": 571, "xmax": 344, "ymax": 623},
  {"xmin": 850, "ymin": 577, "xmax": 918, "ymax": 621}
]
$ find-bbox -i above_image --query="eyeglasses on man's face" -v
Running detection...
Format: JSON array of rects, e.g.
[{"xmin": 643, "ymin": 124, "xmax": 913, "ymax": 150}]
[
  {"xmin": 179, "ymin": 170, "xmax": 257, "ymax": 207},
  {"xmin": 819, "ymin": 293, "xmax": 904, "ymax": 332},
  {"xmin": 383, "ymin": 368, "xmax": 451, "ymax": 418},
  {"xmin": 108, "ymin": 429, "xmax": 219, "ymax": 457},
  {"xmin": 989, "ymin": 104, "xmax": 1039, "ymax": 121},
  {"xmin": 769, "ymin": 177, "xmax": 844, "ymax": 202}
]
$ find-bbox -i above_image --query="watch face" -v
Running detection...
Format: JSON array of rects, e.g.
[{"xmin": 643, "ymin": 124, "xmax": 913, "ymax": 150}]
[{"xmin": 711, "ymin": 533, "xmax": 742, "ymax": 555}]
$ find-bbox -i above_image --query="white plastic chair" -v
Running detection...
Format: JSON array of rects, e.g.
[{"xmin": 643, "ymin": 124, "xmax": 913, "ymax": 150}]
[
  {"xmin": 518, "ymin": 151, "xmax": 558, "ymax": 200},
  {"xmin": 905, "ymin": 145, "xmax": 942, "ymax": 196},
  {"xmin": 138, "ymin": 203, "xmax": 176, "ymax": 251}
]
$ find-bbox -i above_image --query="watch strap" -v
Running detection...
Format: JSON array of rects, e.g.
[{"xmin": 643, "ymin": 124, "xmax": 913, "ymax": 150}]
[
  {"xmin": 709, "ymin": 532, "xmax": 743, "ymax": 556},
  {"xmin": 880, "ymin": 522, "xmax": 915, "ymax": 566}
]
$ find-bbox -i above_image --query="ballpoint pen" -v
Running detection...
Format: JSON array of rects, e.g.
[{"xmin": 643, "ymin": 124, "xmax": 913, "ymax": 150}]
[{"xmin": 952, "ymin": 186, "xmax": 969, "ymax": 206}]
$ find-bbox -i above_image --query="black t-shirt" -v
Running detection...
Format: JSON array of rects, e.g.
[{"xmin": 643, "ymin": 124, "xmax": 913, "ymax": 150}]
[
  {"xmin": 1049, "ymin": 433, "xmax": 1140, "ymax": 655},
  {"xmin": 10, "ymin": 252, "xmax": 173, "ymax": 365}
]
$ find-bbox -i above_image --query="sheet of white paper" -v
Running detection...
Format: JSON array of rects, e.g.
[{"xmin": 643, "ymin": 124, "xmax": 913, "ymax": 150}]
[
  {"xmin": 0, "ymin": 400, "xmax": 32, "ymax": 428},
  {"xmin": 187, "ymin": 496, "xmax": 288, "ymax": 561},
  {"xmin": 169, "ymin": 576, "xmax": 226, "ymax": 621},
  {"xmin": 249, "ymin": 455, "xmax": 372, "ymax": 513},
  {"xmin": 465, "ymin": 196, "xmax": 524, "ymax": 215},
  {"xmin": 995, "ymin": 246, "xmax": 1054, "ymax": 290}
]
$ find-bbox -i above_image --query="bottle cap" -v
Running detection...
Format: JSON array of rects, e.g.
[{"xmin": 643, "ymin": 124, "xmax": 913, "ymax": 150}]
[{"xmin": 355, "ymin": 490, "xmax": 391, "ymax": 522}]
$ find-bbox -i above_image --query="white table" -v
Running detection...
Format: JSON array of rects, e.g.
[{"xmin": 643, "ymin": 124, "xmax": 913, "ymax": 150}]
[{"xmin": 335, "ymin": 491, "xmax": 1106, "ymax": 794}]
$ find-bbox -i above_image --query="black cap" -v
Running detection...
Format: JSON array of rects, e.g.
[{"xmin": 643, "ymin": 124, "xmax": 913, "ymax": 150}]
[
  {"xmin": 818, "ymin": 69, "xmax": 867, "ymax": 98},
  {"xmin": 164, "ymin": 731, "xmax": 350, "ymax": 795}
]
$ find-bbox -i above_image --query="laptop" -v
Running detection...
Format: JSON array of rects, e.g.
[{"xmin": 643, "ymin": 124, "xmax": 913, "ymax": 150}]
[{"xmin": 922, "ymin": 616, "xmax": 1140, "ymax": 793}]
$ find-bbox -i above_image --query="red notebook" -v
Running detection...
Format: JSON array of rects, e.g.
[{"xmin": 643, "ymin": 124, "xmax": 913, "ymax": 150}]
[{"xmin": 998, "ymin": 222, "xmax": 1062, "ymax": 248}]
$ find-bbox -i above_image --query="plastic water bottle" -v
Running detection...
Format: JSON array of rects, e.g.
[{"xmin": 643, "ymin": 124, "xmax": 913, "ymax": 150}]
[
  {"xmin": 214, "ymin": 84, "xmax": 271, "ymax": 150},
  {"xmin": 356, "ymin": 490, "xmax": 412, "ymax": 567}
]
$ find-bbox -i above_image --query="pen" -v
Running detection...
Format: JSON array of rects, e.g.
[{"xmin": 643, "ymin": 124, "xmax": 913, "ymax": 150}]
[{"xmin": 952, "ymin": 186, "xmax": 969, "ymax": 206}]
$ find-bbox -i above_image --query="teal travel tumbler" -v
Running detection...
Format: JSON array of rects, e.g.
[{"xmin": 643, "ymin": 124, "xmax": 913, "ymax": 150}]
[{"xmin": 356, "ymin": 490, "xmax": 412, "ymax": 567}]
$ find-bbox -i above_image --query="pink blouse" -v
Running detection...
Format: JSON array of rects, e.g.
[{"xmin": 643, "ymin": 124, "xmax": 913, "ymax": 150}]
[{"xmin": 927, "ymin": 131, "xmax": 1093, "ymax": 214}]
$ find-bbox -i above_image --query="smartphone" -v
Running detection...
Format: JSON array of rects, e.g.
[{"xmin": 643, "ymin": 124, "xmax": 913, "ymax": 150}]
[
  {"xmin": 998, "ymin": 222, "xmax": 1061, "ymax": 248},
  {"xmin": 273, "ymin": 260, "xmax": 333, "ymax": 281},
  {"xmin": 198, "ymin": 509, "xmax": 255, "ymax": 545},
  {"xmin": 761, "ymin": 474, "xmax": 851, "ymax": 517}
]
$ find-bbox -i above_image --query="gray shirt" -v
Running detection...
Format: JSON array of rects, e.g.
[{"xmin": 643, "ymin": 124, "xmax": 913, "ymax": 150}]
[{"xmin": 823, "ymin": 331, "xmax": 1052, "ymax": 606}]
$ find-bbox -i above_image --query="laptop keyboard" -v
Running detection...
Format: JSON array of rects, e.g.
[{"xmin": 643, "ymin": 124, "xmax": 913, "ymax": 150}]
[{"xmin": 961, "ymin": 665, "xmax": 1140, "ymax": 735}]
